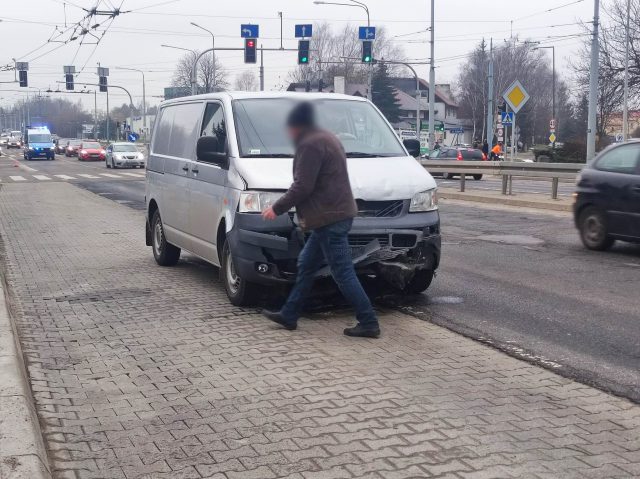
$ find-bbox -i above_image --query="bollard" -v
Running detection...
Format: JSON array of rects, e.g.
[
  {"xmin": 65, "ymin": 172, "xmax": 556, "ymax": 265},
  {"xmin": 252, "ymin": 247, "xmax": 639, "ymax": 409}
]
[
  {"xmin": 551, "ymin": 177, "xmax": 559, "ymax": 199},
  {"xmin": 508, "ymin": 175, "xmax": 513, "ymax": 195},
  {"xmin": 501, "ymin": 175, "xmax": 508, "ymax": 195},
  {"xmin": 460, "ymin": 173, "xmax": 466, "ymax": 192}
]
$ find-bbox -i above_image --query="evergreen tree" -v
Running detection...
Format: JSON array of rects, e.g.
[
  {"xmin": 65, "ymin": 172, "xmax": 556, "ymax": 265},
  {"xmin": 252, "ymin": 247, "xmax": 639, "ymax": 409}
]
[{"xmin": 371, "ymin": 63, "xmax": 401, "ymax": 123}]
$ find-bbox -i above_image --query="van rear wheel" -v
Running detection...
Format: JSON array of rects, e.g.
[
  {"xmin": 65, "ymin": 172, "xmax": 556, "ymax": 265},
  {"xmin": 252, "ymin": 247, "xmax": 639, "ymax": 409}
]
[
  {"xmin": 152, "ymin": 210, "xmax": 181, "ymax": 266},
  {"xmin": 403, "ymin": 270, "xmax": 434, "ymax": 294},
  {"xmin": 221, "ymin": 239, "xmax": 259, "ymax": 306}
]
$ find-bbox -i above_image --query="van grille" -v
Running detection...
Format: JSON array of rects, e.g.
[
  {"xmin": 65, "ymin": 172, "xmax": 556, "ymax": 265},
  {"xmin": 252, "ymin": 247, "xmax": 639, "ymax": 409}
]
[
  {"xmin": 356, "ymin": 200, "xmax": 404, "ymax": 218},
  {"xmin": 348, "ymin": 234, "xmax": 389, "ymax": 248}
]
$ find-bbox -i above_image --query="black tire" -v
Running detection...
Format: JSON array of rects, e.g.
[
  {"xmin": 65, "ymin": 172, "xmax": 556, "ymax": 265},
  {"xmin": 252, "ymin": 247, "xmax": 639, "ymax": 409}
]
[
  {"xmin": 151, "ymin": 210, "xmax": 181, "ymax": 266},
  {"xmin": 112, "ymin": 158, "xmax": 117, "ymax": 169},
  {"xmin": 473, "ymin": 174, "xmax": 483, "ymax": 181},
  {"xmin": 106, "ymin": 158, "xmax": 111, "ymax": 168},
  {"xmin": 442, "ymin": 172, "xmax": 453, "ymax": 180},
  {"xmin": 403, "ymin": 270, "xmax": 434, "ymax": 294},
  {"xmin": 220, "ymin": 239, "xmax": 259, "ymax": 306},
  {"xmin": 578, "ymin": 206, "xmax": 614, "ymax": 251}
]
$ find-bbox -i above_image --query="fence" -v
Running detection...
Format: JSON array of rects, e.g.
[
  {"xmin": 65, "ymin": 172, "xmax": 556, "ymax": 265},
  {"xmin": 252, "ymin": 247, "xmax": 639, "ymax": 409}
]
[{"xmin": 421, "ymin": 160, "xmax": 583, "ymax": 199}]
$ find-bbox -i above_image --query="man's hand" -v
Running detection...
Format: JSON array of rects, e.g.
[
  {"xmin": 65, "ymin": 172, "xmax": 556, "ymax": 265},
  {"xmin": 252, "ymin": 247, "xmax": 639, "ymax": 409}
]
[{"xmin": 262, "ymin": 206, "xmax": 277, "ymax": 221}]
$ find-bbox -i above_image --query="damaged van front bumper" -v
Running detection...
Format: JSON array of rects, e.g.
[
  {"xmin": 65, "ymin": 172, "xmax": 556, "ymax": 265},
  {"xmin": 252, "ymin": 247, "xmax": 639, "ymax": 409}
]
[{"xmin": 227, "ymin": 208, "xmax": 441, "ymax": 290}]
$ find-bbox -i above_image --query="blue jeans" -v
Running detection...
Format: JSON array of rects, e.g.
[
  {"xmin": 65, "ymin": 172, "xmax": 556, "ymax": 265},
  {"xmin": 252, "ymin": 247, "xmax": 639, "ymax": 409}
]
[{"xmin": 280, "ymin": 218, "xmax": 379, "ymax": 328}]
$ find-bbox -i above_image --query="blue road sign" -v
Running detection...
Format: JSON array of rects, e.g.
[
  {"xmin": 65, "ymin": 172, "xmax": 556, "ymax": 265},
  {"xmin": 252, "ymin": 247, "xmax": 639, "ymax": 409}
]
[
  {"xmin": 501, "ymin": 111, "xmax": 514, "ymax": 125},
  {"xmin": 240, "ymin": 24, "xmax": 259, "ymax": 38},
  {"xmin": 128, "ymin": 132, "xmax": 139, "ymax": 142},
  {"xmin": 449, "ymin": 127, "xmax": 464, "ymax": 134},
  {"xmin": 295, "ymin": 24, "xmax": 313, "ymax": 38},
  {"xmin": 358, "ymin": 26, "xmax": 376, "ymax": 40}
]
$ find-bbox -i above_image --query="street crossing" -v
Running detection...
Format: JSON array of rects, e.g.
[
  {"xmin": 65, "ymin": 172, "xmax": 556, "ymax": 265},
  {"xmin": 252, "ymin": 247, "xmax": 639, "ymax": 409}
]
[{"xmin": 0, "ymin": 172, "xmax": 145, "ymax": 183}]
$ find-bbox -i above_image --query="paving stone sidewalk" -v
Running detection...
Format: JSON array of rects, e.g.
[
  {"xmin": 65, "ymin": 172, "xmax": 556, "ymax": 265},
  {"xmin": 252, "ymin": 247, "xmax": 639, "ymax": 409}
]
[{"xmin": 0, "ymin": 182, "xmax": 639, "ymax": 479}]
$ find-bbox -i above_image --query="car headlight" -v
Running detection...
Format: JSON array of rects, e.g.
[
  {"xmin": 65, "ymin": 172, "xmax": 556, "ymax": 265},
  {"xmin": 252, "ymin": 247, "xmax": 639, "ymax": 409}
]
[
  {"xmin": 409, "ymin": 188, "xmax": 438, "ymax": 212},
  {"xmin": 80, "ymin": 150, "xmax": 87, "ymax": 155},
  {"xmin": 100, "ymin": 149, "xmax": 106, "ymax": 155},
  {"xmin": 137, "ymin": 153, "xmax": 144, "ymax": 160},
  {"xmin": 28, "ymin": 147, "xmax": 34, "ymax": 150},
  {"xmin": 239, "ymin": 191, "xmax": 284, "ymax": 213}
]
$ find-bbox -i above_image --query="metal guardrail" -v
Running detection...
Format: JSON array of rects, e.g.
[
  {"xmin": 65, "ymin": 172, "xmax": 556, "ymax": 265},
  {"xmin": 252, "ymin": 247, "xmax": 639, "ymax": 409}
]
[{"xmin": 421, "ymin": 160, "xmax": 584, "ymax": 199}]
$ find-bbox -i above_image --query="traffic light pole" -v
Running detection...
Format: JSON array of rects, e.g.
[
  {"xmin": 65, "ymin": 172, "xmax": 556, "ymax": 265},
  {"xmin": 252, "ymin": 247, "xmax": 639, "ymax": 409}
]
[
  {"xmin": 260, "ymin": 45, "xmax": 265, "ymax": 91},
  {"xmin": 428, "ymin": 0, "xmax": 436, "ymax": 150}
]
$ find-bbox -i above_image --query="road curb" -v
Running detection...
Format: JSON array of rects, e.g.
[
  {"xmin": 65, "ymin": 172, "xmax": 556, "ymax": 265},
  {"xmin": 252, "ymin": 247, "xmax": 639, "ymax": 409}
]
[
  {"xmin": 0, "ymin": 270, "xmax": 52, "ymax": 478},
  {"xmin": 438, "ymin": 188, "xmax": 572, "ymax": 212}
]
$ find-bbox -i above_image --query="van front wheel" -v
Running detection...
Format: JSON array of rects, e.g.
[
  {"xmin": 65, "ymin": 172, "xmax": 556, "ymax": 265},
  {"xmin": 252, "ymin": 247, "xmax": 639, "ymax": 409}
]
[
  {"xmin": 221, "ymin": 239, "xmax": 259, "ymax": 306},
  {"xmin": 152, "ymin": 210, "xmax": 181, "ymax": 266}
]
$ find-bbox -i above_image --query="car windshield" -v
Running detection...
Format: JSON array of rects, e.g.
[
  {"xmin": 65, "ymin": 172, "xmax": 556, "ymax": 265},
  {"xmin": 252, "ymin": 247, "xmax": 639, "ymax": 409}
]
[
  {"xmin": 112, "ymin": 144, "xmax": 137, "ymax": 152},
  {"xmin": 82, "ymin": 142, "xmax": 101, "ymax": 149},
  {"xmin": 233, "ymin": 98, "xmax": 406, "ymax": 158},
  {"xmin": 29, "ymin": 134, "xmax": 52, "ymax": 143},
  {"xmin": 69, "ymin": 141, "xmax": 82, "ymax": 146}
]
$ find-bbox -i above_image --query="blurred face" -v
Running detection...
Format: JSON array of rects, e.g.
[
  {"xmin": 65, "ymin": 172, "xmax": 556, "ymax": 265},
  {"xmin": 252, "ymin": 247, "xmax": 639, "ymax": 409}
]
[{"xmin": 288, "ymin": 126, "xmax": 304, "ymax": 143}]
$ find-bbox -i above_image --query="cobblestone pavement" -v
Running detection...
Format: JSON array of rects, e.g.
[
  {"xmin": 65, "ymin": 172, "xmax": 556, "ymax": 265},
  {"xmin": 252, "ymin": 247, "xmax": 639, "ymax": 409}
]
[{"xmin": 0, "ymin": 182, "xmax": 639, "ymax": 479}]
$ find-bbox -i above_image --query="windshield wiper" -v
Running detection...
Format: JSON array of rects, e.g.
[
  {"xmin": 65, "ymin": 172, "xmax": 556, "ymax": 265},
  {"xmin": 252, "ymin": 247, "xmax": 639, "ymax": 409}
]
[
  {"xmin": 243, "ymin": 153, "xmax": 292, "ymax": 158},
  {"xmin": 345, "ymin": 152, "xmax": 391, "ymax": 158}
]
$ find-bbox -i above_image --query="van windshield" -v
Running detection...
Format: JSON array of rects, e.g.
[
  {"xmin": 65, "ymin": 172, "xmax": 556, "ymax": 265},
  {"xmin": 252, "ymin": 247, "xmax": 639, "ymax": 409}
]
[
  {"xmin": 28, "ymin": 134, "xmax": 52, "ymax": 143},
  {"xmin": 233, "ymin": 98, "xmax": 406, "ymax": 158}
]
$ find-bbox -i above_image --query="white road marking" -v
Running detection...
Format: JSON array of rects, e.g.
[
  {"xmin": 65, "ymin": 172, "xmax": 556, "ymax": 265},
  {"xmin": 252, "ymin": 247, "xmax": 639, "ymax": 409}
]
[
  {"xmin": 120, "ymin": 172, "xmax": 145, "ymax": 177},
  {"xmin": 54, "ymin": 175, "xmax": 76, "ymax": 180},
  {"xmin": 33, "ymin": 175, "xmax": 51, "ymax": 181},
  {"xmin": 100, "ymin": 173, "xmax": 122, "ymax": 178},
  {"xmin": 9, "ymin": 176, "xmax": 26, "ymax": 182},
  {"xmin": 76, "ymin": 174, "xmax": 99, "ymax": 179},
  {"xmin": 19, "ymin": 164, "xmax": 38, "ymax": 172}
]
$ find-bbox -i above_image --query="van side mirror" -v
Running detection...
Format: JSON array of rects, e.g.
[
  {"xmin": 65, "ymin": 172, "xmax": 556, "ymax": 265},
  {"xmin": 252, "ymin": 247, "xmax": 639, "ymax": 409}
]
[
  {"xmin": 403, "ymin": 139, "xmax": 421, "ymax": 157},
  {"xmin": 197, "ymin": 135, "xmax": 228, "ymax": 167}
]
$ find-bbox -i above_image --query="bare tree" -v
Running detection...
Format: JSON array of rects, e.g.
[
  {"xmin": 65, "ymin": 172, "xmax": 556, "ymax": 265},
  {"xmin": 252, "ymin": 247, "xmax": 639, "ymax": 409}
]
[
  {"xmin": 234, "ymin": 70, "xmax": 258, "ymax": 91},
  {"xmin": 171, "ymin": 51, "xmax": 229, "ymax": 93}
]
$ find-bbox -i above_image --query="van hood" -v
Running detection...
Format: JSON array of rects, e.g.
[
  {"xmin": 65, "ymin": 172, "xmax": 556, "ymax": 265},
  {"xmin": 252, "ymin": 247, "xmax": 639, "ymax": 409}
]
[{"xmin": 233, "ymin": 155, "xmax": 436, "ymax": 201}]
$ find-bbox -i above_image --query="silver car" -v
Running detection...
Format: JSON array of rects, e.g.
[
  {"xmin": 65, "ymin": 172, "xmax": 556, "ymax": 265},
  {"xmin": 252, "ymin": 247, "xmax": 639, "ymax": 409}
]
[{"xmin": 105, "ymin": 142, "xmax": 145, "ymax": 168}]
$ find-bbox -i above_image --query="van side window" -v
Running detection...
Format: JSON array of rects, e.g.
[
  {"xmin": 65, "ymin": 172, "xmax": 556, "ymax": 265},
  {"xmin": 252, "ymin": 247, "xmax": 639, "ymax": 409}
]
[
  {"xmin": 169, "ymin": 103, "xmax": 203, "ymax": 159},
  {"xmin": 200, "ymin": 103, "xmax": 226, "ymax": 155},
  {"xmin": 152, "ymin": 107, "xmax": 172, "ymax": 155}
]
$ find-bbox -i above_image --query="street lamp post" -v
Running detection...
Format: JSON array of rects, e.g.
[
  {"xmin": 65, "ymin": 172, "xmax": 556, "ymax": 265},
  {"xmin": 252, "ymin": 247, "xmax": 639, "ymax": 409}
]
[
  {"xmin": 161, "ymin": 44, "xmax": 198, "ymax": 94},
  {"xmin": 622, "ymin": 0, "xmax": 631, "ymax": 141},
  {"xmin": 313, "ymin": 0, "xmax": 372, "ymax": 101},
  {"xmin": 116, "ymin": 66, "xmax": 147, "ymax": 139},
  {"xmin": 191, "ymin": 22, "xmax": 216, "ymax": 93}
]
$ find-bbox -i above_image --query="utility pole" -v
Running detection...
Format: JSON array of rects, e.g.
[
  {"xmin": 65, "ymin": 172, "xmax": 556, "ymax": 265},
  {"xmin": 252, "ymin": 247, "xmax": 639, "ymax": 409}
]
[
  {"xmin": 94, "ymin": 90, "xmax": 97, "ymax": 140},
  {"xmin": 428, "ymin": 0, "xmax": 435, "ymax": 150},
  {"xmin": 487, "ymin": 38, "xmax": 494, "ymax": 154},
  {"xmin": 586, "ymin": 0, "xmax": 600, "ymax": 161},
  {"xmin": 622, "ymin": 0, "xmax": 630, "ymax": 141},
  {"xmin": 259, "ymin": 45, "xmax": 265, "ymax": 91}
]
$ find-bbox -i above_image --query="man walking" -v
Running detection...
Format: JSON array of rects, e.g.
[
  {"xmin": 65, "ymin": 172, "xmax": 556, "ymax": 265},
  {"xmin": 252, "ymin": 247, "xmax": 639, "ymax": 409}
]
[{"xmin": 261, "ymin": 101, "xmax": 380, "ymax": 338}]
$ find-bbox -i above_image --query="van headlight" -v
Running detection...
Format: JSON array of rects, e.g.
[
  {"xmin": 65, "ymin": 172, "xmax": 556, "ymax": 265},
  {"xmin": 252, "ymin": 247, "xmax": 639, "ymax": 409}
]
[
  {"xmin": 409, "ymin": 188, "xmax": 438, "ymax": 212},
  {"xmin": 239, "ymin": 191, "xmax": 284, "ymax": 213}
]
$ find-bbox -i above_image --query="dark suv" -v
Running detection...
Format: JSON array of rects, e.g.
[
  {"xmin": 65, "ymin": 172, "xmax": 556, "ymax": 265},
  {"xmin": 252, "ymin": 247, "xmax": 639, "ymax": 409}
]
[{"xmin": 574, "ymin": 140, "xmax": 640, "ymax": 250}]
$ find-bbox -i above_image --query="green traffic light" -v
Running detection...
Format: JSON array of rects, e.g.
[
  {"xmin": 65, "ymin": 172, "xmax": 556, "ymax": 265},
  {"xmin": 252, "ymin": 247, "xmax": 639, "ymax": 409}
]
[
  {"xmin": 302, "ymin": 57, "xmax": 308, "ymax": 63},
  {"xmin": 364, "ymin": 56, "xmax": 371, "ymax": 62}
]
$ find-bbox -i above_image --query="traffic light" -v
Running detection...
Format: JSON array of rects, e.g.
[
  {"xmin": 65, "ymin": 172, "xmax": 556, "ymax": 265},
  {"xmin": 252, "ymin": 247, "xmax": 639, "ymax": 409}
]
[
  {"xmin": 99, "ymin": 76, "xmax": 107, "ymax": 92},
  {"xmin": 244, "ymin": 38, "xmax": 257, "ymax": 64},
  {"xmin": 65, "ymin": 74, "xmax": 74, "ymax": 90},
  {"xmin": 18, "ymin": 70, "xmax": 28, "ymax": 87},
  {"xmin": 298, "ymin": 40, "xmax": 310, "ymax": 65},
  {"xmin": 361, "ymin": 40, "xmax": 373, "ymax": 63}
]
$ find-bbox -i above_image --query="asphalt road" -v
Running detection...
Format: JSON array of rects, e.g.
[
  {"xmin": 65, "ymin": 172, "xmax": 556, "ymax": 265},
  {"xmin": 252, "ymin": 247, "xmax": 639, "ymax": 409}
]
[{"xmin": 2, "ymin": 149, "xmax": 639, "ymax": 402}]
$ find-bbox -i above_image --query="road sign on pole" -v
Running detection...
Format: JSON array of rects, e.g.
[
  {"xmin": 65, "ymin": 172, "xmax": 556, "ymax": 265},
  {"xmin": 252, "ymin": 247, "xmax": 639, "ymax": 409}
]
[
  {"xmin": 550, "ymin": 118, "xmax": 556, "ymax": 129},
  {"xmin": 240, "ymin": 24, "xmax": 259, "ymax": 38},
  {"xmin": 358, "ymin": 26, "xmax": 376, "ymax": 40},
  {"xmin": 549, "ymin": 133, "xmax": 557, "ymax": 143},
  {"xmin": 503, "ymin": 80, "xmax": 530, "ymax": 113},
  {"xmin": 295, "ymin": 24, "xmax": 312, "ymax": 38},
  {"xmin": 501, "ymin": 111, "xmax": 514, "ymax": 125}
]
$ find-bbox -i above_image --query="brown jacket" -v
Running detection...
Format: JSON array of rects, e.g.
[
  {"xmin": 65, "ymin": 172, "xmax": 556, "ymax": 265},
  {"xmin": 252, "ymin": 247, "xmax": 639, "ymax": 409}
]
[{"xmin": 272, "ymin": 129, "xmax": 357, "ymax": 231}]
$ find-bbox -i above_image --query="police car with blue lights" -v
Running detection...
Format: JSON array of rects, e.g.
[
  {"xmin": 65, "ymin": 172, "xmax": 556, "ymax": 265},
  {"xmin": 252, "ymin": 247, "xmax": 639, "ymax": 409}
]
[{"xmin": 23, "ymin": 126, "xmax": 55, "ymax": 160}]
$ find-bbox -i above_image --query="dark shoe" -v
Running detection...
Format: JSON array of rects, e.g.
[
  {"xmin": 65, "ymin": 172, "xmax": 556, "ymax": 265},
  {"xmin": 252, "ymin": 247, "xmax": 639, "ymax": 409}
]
[
  {"xmin": 263, "ymin": 310, "xmax": 297, "ymax": 331},
  {"xmin": 344, "ymin": 324, "xmax": 381, "ymax": 338}
]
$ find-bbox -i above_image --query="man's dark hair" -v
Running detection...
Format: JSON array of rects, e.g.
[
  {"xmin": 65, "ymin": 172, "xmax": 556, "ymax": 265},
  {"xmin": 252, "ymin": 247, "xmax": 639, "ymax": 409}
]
[{"xmin": 287, "ymin": 101, "xmax": 315, "ymax": 128}]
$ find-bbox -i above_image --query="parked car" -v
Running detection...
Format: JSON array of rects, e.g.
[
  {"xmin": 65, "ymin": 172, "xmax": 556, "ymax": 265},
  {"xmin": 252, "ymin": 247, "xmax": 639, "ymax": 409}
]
[
  {"xmin": 424, "ymin": 147, "xmax": 487, "ymax": 180},
  {"xmin": 77, "ymin": 141, "xmax": 106, "ymax": 161},
  {"xmin": 105, "ymin": 142, "xmax": 145, "ymax": 168},
  {"xmin": 65, "ymin": 139, "xmax": 83, "ymax": 157},
  {"xmin": 574, "ymin": 140, "xmax": 640, "ymax": 250},
  {"xmin": 145, "ymin": 92, "xmax": 441, "ymax": 306}
]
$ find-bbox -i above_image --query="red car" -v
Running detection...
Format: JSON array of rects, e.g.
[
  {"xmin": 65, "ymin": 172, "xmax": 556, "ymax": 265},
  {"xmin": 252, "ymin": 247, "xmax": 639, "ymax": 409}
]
[{"xmin": 78, "ymin": 141, "xmax": 106, "ymax": 161}]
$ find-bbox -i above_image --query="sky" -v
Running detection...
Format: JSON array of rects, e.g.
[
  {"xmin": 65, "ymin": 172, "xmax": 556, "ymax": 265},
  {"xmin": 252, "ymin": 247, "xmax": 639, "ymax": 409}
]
[{"xmin": 0, "ymin": 0, "xmax": 596, "ymax": 112}]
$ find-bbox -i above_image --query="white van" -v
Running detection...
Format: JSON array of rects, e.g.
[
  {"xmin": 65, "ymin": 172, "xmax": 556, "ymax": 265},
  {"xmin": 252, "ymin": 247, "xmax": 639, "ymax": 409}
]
[{"xmin": 146, "ymin": 92, "xmax": 441, "ymax": 305}]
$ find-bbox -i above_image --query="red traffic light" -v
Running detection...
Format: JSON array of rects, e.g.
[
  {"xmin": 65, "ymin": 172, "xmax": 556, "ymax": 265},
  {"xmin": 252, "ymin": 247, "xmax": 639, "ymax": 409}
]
[{"xmin": 247, "ymin": 40, "xmax": 255, "ymax": 48}]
